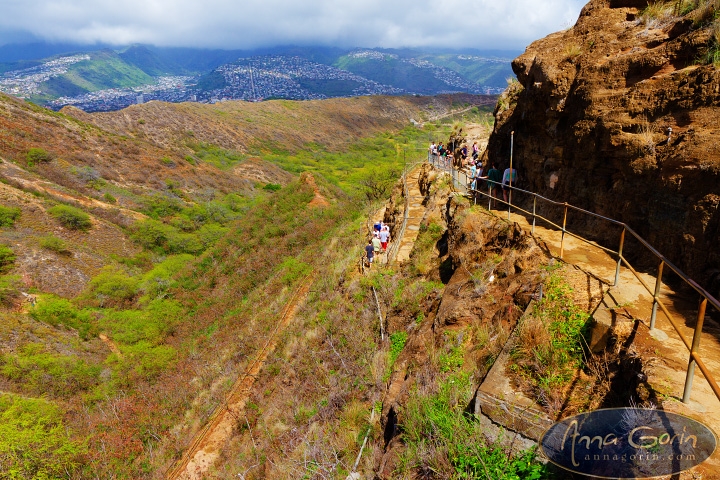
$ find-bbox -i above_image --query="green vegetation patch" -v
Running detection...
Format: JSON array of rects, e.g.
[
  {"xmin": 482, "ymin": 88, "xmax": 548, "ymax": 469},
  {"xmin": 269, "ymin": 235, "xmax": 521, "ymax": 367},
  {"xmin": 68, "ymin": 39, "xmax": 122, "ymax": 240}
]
[
  {"xmin": 48, "ymin": 204, "xmax": 92, "ymax": 231},
  {"xmin": 31, "ymin": 296, "xmax": 95, "ymax": 339},
  {"xmin": 25, "ymin": 147, "xmax": 53, "ymax": 165},
  {"xmin": 39, "ymin": 235, "xmax": 70, "ymax": 254},
  {"xmin": 0, "ymin": 205, "xmax": 20, "ymax": 227},
  {"xmin": 0, "ymin": 245, "xmax": 15, "ymax": 273},
  {"xmin": 401, "ymin": 372, "xmax": 547, "ymax": 478},
  {"xmin": 1, "ymin": 342, "xmax": 101, "ymax": 396},
  {"xmin": 510, "ymin": 265, "xmax": 591, "ymax": 413},
  {"xmin": 188, "ymin": 142, "xmax": 247, "ymax": 169},
  {"xmin": 0, "ymin": 395, "xmax": 87, "ymax": 479}
]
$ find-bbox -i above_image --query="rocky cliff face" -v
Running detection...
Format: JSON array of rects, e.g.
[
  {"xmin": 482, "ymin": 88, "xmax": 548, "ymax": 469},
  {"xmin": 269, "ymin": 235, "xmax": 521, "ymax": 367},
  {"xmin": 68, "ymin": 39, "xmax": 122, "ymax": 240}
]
[{"xmin": 485, "ymin": 0, "xmax": 720, "ymax": 292}]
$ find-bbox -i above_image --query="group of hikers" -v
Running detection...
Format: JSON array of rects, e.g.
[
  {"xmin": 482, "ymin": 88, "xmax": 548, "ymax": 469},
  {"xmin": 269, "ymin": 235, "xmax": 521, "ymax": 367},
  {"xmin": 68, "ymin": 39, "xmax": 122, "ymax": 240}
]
[
  {"xmin": 429, "ymin": 140, "xmax": 517, "ymax": 205},
  {"xmin": 429, "ymin": 140, "xmax": 481, "ymax": 169},
  {"xmin": 364, "ymin": 221, "xmax": 390, "ymax": 269},
  {"xmin": 361, "ymin": 140, "xmax": 518, "ymax": 270}
]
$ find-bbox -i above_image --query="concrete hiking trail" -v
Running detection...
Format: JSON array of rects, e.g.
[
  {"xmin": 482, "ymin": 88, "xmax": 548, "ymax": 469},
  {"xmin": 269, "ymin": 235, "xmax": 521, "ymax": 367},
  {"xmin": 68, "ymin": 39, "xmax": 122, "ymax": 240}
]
[
  {"xmin": 166, "ymin": 274, "xmax": 315, "ymax": 480},
  {"xmin": 428, "ymin": 157, "xmax": 720, "ymax": 472},
  {"xmin": 475, "ymin": 180, "xmax": 720, "ymax": 473},
  {"xmin": 392, "ymin": 166, "xmax": 425, "ymax": 265}
]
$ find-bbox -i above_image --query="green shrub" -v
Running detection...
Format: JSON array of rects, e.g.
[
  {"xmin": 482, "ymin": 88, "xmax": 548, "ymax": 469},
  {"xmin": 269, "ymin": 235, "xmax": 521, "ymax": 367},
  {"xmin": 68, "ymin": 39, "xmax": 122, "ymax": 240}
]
[
  {"xmin": 0, "ymin": 275, "xmax": 19, "ymax": 305},
  {"xmin": 0, "ymin": 395, "xmax": 87, "ymax": 479},
  {"xmin": 0, "ymin": 205, "xmax": 20, "ymax": 227},
  {"xmin": 112, "ymin": 342, "xmax": 176, "ymax": 383},
  {"xmin": 103, "ymin": 192, "xmax": 117, "ymax": 204},
  {"xmin": 48, "ymin": 204, "xmax": 92, "ymax": 231},
  {"xmin": 0, "ymin": 343, "xmax": 101, "ymax": 395},
  {"xmin": 263, "ymin": 183, "xmax": 282, "ymax": 192},
  {"xmin": 139, "ymin": 192, "xmax": 184, "ymax": 218},
  {"xmin": 30, "ymin": 297, "xmax": 94, "ymax": 338},
  {"xmin": 401, "ymin": 372, "xmax": 547, "ymax": 478},
  {"xmin": 87, "ymin": 266, "xmax": 140, "ymax": 302},
  {"xmin": 279, "ymin": 258, "xmax": 310, "ymax": 285},
  {"xmin": 510, "ymin": 266, "xmax": 591, "ymax": 412},
  {"xmin": 0, "ymin": 245, "xmax": 14, "ymax": 273},
  {"xmin": 25, "ymin": 147, "xmax": 53, "ymax": 165},
  {"xmin": 101, "ymin": 299, "xmax": 181, "ymax": 348},
  {"xmin": 139, "ymin": 254, "xmax": 193, "ymax": 302},
  {"xmin": 39, "ymin": 235, "xmax": 69, "ymax": 254},
  {"xmin": 389, "ymin": 331, "xmax": 408, "ymax": 364},
  {"xmin": 132, "ymin": 219, "xmax": 206, "ymax": 255}
]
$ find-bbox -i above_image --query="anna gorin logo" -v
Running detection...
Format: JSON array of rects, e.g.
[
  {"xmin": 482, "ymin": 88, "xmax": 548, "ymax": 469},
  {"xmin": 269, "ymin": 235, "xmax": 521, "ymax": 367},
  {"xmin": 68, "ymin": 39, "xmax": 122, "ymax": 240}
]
[{"xmin": 540, "ymin": 408, "xmax": 717, "ymax": 479}]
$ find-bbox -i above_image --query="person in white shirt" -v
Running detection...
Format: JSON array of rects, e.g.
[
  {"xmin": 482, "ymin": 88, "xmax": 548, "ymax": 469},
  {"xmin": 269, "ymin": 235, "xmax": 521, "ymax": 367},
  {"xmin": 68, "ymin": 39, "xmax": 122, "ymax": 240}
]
[{"xmin": 379, "ymin": 226, "xmax": 390, "ymax": 252}]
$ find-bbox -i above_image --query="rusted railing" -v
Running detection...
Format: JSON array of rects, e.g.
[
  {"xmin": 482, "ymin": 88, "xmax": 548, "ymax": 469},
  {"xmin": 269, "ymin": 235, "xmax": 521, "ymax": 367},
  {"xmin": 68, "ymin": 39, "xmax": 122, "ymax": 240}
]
[{"xmin": 428, "ymin": 154, "xmax": 720, "ymax": 405}]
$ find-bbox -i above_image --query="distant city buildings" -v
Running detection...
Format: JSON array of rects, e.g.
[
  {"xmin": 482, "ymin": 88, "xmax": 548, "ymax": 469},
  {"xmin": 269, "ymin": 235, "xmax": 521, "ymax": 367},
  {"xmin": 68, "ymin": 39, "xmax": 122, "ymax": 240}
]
[{"xmin": 0, "ymin": 50, "xmax": 507, "ymax": 113}]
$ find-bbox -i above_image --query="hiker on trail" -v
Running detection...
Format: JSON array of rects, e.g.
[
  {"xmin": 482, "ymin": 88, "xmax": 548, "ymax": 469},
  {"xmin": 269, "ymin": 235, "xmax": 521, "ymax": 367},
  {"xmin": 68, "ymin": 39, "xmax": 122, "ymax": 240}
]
[
  {"xmin": 372, "ymin": 235, "xmax": 382, "ymax": 259},
  {"xmin": 472, "ymin": 142, "xmax": 479, "ymax": 160},
  {"xmin": 364, "ymin": 239, "xmax": 375, "ymax": 269},
  {"xmin": 379, "ymin": 225, "xmax": 390, "ymax": 252},
  {"xmin": 469, "ymin": 161, "xmax": 478, "ymax": 195},
  {"xmin": 429, "ymin": 142, "xmax": 436, "ymax": 161},
  {"xmin": 502, "ymin": 165, "xmax": 517, "ymax": 204},
  {"xmin": 460, "ymin": 144, "xmax": 468, "ymax": 164},
  {"xmin": 437, "ymin": 143, "xmax": 445, "ymax": 166},
  {"xmin": 483, "ymin": 162, "xmax": 502, "ymax": 208}
]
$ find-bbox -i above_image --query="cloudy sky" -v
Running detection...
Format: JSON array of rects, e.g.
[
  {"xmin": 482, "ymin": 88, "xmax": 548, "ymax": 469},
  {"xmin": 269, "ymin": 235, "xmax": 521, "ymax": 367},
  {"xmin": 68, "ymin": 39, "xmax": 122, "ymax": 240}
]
[{"xmin": 0, "ymin": 0, "xmax": 587, "ymax": 50}]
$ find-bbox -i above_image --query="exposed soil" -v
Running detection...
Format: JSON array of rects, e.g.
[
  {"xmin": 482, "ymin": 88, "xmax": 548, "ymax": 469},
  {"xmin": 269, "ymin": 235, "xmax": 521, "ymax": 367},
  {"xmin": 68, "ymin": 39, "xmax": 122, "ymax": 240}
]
[{"xmin": 167, "ymin": 274, "xmax": 314, "ymax": 480}]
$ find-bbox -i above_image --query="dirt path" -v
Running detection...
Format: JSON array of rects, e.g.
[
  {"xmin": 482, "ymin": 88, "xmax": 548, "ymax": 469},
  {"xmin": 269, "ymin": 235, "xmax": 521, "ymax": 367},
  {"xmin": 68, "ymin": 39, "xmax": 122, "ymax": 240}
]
[
  {"xmin": 166, "ymin": 274, "xmax": 315, "ymax": 480},
  {"xmin": 99, "ymin": 333, "xmax": 123, "ymax": 359}
]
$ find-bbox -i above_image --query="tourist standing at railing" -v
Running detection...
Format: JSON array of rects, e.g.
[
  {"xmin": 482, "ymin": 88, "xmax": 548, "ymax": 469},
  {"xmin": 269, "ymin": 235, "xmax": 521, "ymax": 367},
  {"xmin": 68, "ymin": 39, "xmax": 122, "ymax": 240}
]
[
  {"xmin": 484, "ymin": 162, "xmax": 502, "ymax": 208},
  {"xmin": 502, "ymin": 165, "xmax": 517, "ymax": 204},
  {"xmin": 429, "ymin": 141, "xmax": 436, "ymax": 161},
  {"xmin": 469, "ymin": 161, "xmax": 478, "ymax": 200}
]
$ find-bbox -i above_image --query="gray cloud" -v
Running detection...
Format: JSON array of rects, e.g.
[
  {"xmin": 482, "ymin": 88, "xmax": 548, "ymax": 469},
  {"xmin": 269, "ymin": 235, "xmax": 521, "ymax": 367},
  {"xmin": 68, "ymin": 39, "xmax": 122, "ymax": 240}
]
[{"xmin": 0, "ymin": 0, "xmax": 587, "ymax": 50}]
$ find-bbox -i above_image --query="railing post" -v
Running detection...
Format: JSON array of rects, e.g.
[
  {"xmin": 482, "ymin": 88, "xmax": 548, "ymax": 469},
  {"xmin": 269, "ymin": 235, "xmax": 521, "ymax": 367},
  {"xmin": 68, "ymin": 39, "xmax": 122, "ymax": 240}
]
[
  {"xmin": 649, "ymin": 261, "xmax": 665, "ymax": 331},
  {"xmin": 507, "ymin": 188, "xmax": 511, "ymax": 220},
  {"xmin": 488, "ymin": 183, "xmax": 492, "ymax": 211},
  {"xmin": 683, "ymin": 298, "xmax": 708, "ymax": 403},
  {"xmin": 532, "ymin": 195, "xmax": 537, "ymax": 235},
  {"xmin": 559, "ymin": 202, "xmax": 568, "ymax": 259},
  {"xmin": 614, "ymin": 226, "xmax": 626, "ymax": 287}
]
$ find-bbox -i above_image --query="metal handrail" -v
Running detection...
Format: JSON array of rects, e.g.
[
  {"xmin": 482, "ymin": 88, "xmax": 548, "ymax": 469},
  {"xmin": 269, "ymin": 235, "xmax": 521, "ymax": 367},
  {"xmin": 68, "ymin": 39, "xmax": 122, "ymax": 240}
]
[{"xmin": 427, "ymin": 154, "xmax": 720, "ymax": 405}]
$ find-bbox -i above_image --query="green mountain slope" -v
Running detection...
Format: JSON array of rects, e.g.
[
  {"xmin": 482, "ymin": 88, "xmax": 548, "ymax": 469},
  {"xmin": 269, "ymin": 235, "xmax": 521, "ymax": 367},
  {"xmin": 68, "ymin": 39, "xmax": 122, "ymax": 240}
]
[
  {"xmin": 416, "ymin": 54, "xmax": 512, "ymax": 87},
  {"xmin": 334, "ymin": 56, "xmax": 451, "ymax": 93},
  {"xmin": 41, "ymin": 49, "xmax": 154, "ymax": 98},
  {"xmin": 119, "ymin": 45, "xmax": 181, "ymax": 76}
]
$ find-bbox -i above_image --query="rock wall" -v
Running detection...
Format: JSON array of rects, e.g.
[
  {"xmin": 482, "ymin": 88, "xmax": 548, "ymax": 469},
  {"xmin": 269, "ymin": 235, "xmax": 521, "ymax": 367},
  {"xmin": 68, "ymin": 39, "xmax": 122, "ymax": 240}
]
[{"xmin": 485, "ymin": 0, "xmax": 720, "ymax": 293}]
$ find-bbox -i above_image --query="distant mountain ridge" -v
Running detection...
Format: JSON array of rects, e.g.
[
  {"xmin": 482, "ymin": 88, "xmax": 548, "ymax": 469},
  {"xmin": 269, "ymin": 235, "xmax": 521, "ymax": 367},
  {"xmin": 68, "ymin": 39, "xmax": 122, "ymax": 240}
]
[{"xmin": 0, "ymin": 43, "xmax": 516, "ymax": 111}]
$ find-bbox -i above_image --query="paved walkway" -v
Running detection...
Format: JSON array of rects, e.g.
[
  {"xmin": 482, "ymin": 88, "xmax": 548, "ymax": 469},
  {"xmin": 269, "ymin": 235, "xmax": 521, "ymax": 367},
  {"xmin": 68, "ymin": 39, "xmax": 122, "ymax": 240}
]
[
  {"xmin": 393, "ymin": 167, "xmax": 425, "ymax": 265},
  {"xmin": 484, "ymin": 200, "xmax": 720, "ymax": 470}
]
